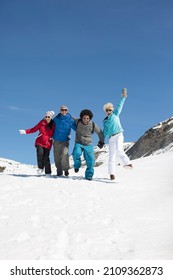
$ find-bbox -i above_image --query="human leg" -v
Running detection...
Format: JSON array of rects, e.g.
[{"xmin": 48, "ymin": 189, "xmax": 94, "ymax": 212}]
[
  {"xmin": 36, "ymin": 145, "xmax": 44, "ymax": 170},
  {"xmin": 108, "ymin": 136, "xmax": 117, "ymax": 175},
  {"xmin": 53, "ymin": 141, "xmax": 63, "ymax": 175},
  {"xmin": 72, "ymin": 143, "xmax": 83, "ymax": 170},
  {"xmin": 61, "ymin": 141, "xmax": 70, "ymax": 173},
  {"xmin": 116, "ymin": 133, "xmax": 131, "ymax": 165},
  {"xmin": 83, "ymin": 145, "xmax": 95, "ymax": 180},
  {"xmin": 43, "ymin": 148, "xmax": 51, "ymax": 174}
]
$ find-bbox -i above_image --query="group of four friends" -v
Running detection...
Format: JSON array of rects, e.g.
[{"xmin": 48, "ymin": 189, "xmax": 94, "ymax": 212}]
[{"xmin": 19, "ymin": 88, "xmax": 132, "ymax": 181}]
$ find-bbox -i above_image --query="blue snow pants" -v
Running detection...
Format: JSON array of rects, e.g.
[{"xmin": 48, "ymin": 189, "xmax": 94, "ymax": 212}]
[{"xmin": 72, "ymin": 143, "xmax": 95, "ymax": 179}]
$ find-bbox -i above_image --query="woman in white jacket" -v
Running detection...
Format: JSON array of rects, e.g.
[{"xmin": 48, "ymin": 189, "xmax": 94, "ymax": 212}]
[{"xmin": 103, "ymin": 88, "xmax": 132, "ymax": 180}]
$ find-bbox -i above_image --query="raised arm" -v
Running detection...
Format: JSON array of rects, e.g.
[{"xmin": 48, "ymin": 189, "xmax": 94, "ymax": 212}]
[{"xmin": 114, "ymin": 88, "xmax": 128, "ymax": 116}]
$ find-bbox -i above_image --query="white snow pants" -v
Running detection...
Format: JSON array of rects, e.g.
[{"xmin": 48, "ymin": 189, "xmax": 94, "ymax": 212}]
[{"xmin": 108, "ymin": 132, "xmax": 131, "ymax": 175}]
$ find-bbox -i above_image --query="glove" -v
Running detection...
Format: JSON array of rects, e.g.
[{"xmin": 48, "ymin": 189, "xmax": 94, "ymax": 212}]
[
  {"xmin": 122, "ymin": 87, "xmax": 127, "ymax": 97},
  {"xmin": 97, "ymin": 141, "xmax": 104, "ymax": 149},
  {"xmin": 19, "ymin": 129, "xmax": 26, "ymax": 135}
]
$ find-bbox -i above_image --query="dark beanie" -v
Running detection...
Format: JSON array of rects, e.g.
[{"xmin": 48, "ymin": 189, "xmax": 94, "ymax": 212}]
[{"xmin": 80, "ymin": 109, "xmax": 93, "ymax": 119}]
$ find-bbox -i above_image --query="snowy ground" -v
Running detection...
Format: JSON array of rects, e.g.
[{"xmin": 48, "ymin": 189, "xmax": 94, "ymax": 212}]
[{"xmin": 0, "ymin": 150, "xmax": 173, "ymax": 260}]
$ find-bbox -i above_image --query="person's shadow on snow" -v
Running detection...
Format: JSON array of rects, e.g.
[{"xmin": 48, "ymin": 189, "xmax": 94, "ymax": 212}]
[{"xmin": 6, "ymin": 174, "xmax": 45, "ymax": 178}]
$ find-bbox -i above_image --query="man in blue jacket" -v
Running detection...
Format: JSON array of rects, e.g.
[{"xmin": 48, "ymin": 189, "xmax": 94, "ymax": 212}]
[{"xmin": 53, "ymin": 105, "xmax": 76, "ymax": 176}]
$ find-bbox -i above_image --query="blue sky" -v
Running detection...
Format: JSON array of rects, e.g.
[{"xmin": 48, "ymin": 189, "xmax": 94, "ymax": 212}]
[{"xmin": 1, "ymin": 0, "xmax": 173, "ymax": 165}]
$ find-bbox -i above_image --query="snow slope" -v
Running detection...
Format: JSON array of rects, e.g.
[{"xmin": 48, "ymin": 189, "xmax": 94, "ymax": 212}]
[{"xmin": 0, "ymin": 149, "xmax": 173, "ymax": 260}]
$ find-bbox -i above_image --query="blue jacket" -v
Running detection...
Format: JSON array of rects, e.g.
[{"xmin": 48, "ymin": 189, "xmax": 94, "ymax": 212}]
[
  {"xmin": 53, "ymin": 113, "xmax": 76, "ymax": 142},
  {"xmin": 103, "ymin": 97, "xmax": 126, "ymax": 140}
]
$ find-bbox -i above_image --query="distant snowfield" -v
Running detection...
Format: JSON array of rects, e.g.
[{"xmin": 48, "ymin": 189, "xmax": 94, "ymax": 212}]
[{"xmin": 0, "ymin": 150, "xmax": 173, "ymax": 260}]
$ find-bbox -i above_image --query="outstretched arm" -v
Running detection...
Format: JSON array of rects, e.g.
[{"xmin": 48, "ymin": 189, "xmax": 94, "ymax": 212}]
[{"xmin": 19, "ymin": 121, "xmax": 42, "ymax": 135}]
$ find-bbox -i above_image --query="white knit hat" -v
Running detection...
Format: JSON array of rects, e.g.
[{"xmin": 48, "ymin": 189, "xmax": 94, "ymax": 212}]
[{"xmin": 45, "ymin": 111, "xmax": 55, "ymax": 118}]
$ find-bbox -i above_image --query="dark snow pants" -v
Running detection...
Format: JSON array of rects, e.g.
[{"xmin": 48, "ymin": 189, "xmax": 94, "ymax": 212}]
[{"xmin": 36, "ymin": 145, "xmax": 51, "ymax": 174}]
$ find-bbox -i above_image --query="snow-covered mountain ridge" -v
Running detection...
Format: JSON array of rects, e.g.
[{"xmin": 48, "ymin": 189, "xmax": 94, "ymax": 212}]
[
  {"xmin": 0, "ymin": 157, "xmax": 35, "ymax": 173},
  {"xmin": 0, "ymin": 143, "xmax": 131, "ymax": 174},
  {"xmin": 127, "ymin": 116, "xmax": 173, "ymax": 159}
]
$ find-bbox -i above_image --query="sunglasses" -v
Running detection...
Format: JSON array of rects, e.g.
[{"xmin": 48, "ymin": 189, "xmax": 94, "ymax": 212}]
[
  {"xmin": 45, "ymin": 116, "xmax": 51, "ymax": 119},
  {"xmin": 106, "ymin": 109, "xmax": 113, "ymax": 112},
  {"xmin": 61, "ymin": 109, "xmax": 67, "ymax": 112}
]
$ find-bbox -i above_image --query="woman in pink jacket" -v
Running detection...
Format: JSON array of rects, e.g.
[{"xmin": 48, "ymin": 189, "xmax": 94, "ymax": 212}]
[{"xmin": 19, "ymin": 111, "xmax": 55, "ymax": 177}]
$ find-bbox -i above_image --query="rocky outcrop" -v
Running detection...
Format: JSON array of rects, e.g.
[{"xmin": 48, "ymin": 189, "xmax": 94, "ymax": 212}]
[{"xmin": 126, "ymin": 117, "xmax": 173, "ymax": 160}]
